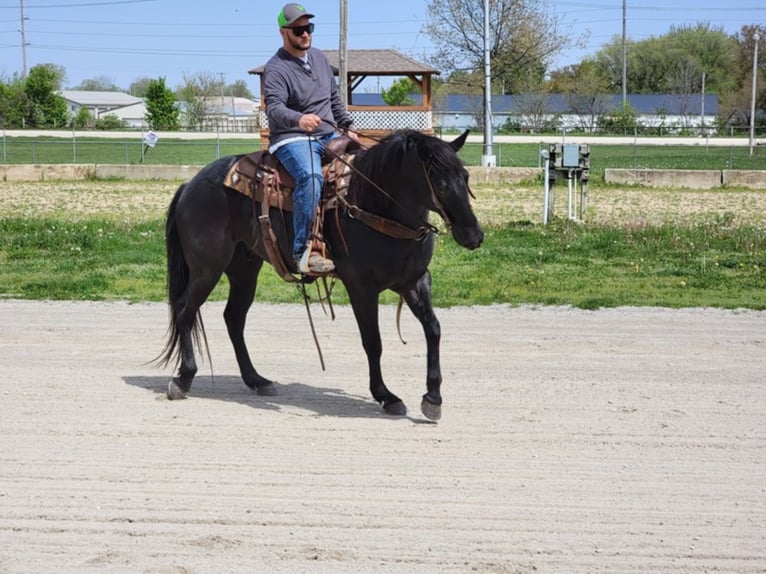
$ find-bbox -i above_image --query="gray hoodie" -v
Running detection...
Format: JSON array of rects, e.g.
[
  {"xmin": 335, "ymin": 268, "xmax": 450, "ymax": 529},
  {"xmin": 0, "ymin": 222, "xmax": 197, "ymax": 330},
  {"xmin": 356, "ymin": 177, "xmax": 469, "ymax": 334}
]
[{"xmin": 263, "ymin": 47, "xmax": 353, "ymax": 151}]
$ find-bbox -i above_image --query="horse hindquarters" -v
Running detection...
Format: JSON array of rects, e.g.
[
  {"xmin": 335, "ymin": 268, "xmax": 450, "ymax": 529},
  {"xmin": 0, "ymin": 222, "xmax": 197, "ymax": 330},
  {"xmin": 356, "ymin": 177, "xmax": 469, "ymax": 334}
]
[{"xmin": 162, "ymin": 179, "xmax": 236, "ymax": 398}]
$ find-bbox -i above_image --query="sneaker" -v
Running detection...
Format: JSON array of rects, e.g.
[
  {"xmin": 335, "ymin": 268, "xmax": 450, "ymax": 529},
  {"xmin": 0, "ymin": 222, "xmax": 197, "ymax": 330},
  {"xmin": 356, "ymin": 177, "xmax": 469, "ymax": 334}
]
[{"xmin": 298, "ymin": 249, "xmax": 335, "ymax": 274}]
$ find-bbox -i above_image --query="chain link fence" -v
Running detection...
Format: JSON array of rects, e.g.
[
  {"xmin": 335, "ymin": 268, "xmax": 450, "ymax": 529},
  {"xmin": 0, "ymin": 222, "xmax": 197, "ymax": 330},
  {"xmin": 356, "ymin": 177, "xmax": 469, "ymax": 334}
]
[{"xmin": 2, "ymin": 132, "xmax": 764, "ymax": 177}]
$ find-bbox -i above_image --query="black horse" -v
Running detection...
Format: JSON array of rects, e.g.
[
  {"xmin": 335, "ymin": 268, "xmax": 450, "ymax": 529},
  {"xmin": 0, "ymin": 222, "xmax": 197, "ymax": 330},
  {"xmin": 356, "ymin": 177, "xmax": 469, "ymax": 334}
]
[{"xmin": 157, "ymin": 129, "xmax": 483, "ymax": 420}]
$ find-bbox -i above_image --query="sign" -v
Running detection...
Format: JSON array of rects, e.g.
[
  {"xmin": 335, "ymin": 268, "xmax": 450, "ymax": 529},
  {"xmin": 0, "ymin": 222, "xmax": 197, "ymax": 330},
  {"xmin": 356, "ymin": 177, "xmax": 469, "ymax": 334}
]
[{"xmin": 142, "ymin": 131, "xmax": 159, "ymax": 148}]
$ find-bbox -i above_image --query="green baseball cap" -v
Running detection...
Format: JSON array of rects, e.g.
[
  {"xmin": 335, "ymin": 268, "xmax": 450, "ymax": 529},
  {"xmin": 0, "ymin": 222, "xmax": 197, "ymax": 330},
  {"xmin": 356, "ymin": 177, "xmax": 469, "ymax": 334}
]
[{"xmin": 278, "ymin": 3, "xmax": 314, "ymax": 27}]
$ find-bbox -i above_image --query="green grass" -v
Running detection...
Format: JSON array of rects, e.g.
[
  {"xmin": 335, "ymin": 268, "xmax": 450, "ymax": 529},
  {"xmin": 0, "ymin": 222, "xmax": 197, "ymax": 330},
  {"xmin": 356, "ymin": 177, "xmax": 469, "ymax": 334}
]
[
  {"xmin": 2, "ymin": 215, "xmax": 763, "ymax": 309},
  {"xmin": 1, "ymin": 136, "xmax": 260, "ymax": 167},
  {"xmin": 456, "ymin": 143, "xmax": 766, "ymax": 175},
  {"xmin": 3, "ymin": 137, "xmax": 765, "ymax": 178}
]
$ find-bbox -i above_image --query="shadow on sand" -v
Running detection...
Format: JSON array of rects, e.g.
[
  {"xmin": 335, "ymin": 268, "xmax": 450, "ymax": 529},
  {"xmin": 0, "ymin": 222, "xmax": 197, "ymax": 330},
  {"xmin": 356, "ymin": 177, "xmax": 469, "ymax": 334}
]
[{"xmin": 123, "ymin": 374, "xmax": 434, "ymax": 424}]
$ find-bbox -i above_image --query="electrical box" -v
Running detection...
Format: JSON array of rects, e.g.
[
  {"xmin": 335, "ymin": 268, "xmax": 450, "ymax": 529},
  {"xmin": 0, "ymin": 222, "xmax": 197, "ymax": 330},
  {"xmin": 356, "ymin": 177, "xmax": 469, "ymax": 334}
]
[
  {"xmin": 542, "ymin": 143, "xmax": 591, "ymax": 224},
  {"xmin": 562, "ymin": 144, "xmax": 580, "ymax": 168}
]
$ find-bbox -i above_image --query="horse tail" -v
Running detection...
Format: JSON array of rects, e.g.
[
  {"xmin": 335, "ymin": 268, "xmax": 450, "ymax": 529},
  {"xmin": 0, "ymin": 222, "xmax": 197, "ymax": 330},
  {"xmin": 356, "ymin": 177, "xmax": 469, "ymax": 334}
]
[{"xmin": 154, "ymin": 182, "xmax": 204, "ymax": 368}]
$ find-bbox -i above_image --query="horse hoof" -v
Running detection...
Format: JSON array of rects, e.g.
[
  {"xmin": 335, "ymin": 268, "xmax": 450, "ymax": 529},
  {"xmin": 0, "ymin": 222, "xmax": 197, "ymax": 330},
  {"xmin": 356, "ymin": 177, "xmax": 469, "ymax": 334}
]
[
  {"xmin": 420, "ymin": 397, "xmax": 442, "ymax": 421},
  {"xmin": 384, "ymin": 400, "xmax": 407, "ymax": 417},
  {"xmin": 256, "ymin": 383, "xmax": 278, "ymax": 397},
  {"xmin": 167, "ymin": 380, "xmax": 188, "ymax": 401}
]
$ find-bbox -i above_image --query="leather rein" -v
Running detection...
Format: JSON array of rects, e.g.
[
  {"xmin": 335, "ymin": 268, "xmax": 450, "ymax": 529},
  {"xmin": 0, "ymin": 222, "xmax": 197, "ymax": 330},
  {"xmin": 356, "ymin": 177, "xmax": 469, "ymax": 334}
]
[{"xmin": 325, "ymin": 146, "xmax": 448, "ymax": 241}]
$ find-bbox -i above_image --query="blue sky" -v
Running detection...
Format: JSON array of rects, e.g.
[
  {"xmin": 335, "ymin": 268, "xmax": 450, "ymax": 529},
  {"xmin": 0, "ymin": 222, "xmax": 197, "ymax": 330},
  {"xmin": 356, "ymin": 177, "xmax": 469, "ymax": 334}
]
[{"xmin": 0, "ymin": 0, "xmax": 763, "ymax": 91}]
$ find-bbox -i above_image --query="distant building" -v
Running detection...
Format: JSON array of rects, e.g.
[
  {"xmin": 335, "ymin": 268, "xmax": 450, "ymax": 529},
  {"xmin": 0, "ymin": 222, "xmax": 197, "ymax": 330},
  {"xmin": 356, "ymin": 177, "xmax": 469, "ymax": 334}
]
[
  {"xmin": 60, "ymin": 90, "xmax": 142, "ymax": 118},
  {"xmin": 58, "ymin": 90, "xmax": 261, "ymax": 130},
  {"xmin": 430, "ymin": 94, "xmax": 720, "ymax": 134}
]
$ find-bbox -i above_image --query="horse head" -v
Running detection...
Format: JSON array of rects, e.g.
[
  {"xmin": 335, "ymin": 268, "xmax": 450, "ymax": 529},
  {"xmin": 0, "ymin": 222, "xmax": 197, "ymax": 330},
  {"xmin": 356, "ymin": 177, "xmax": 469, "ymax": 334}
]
[{"xmin": 418, "ymin": 130, "xmax": 484, "ymax": 250}]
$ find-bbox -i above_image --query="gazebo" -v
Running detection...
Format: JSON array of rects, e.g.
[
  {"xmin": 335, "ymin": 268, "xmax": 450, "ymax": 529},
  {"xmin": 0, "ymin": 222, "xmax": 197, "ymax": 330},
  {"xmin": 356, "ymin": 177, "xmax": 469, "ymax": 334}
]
[{"xmin": 248, "ymin": 48, "xmax": 439, "ymax": 147}]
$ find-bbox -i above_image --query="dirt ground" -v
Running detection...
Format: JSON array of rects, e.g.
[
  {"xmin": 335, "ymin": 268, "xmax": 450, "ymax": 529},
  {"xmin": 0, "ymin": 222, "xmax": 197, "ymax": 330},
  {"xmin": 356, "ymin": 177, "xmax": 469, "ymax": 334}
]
[
  {"xmin": 3, "ymin": 180, "xmax": 766, "ymax": 226},
  {"xmin": 1, "ymin": 299, "xmax": 764, "ymax": 573}
]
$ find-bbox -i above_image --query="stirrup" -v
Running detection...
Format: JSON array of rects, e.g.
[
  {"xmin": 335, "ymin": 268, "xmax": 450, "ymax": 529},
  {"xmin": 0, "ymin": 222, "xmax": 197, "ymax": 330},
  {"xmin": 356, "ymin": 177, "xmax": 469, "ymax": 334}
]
[{"xmin": 298, "ymin": 249, "xmax": 335, "ymax": 275}]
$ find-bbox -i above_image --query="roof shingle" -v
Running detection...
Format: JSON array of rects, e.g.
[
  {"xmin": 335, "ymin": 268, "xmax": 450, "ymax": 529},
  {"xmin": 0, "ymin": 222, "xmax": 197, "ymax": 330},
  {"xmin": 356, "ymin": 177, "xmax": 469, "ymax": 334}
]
[{"xmin": 248, "ymin": 48, "xmax": 438, "ymax": 76}]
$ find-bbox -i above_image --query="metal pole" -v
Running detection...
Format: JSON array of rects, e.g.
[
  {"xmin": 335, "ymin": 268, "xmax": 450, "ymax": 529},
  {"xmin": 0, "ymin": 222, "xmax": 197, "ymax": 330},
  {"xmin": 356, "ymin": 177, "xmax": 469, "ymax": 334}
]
[
  {"xmin": 218, "ymin": 72, "xmax": 226, "ymax": 132},
  {"xmin": 541, "ymin": 150, "xmax": 550, "ymax": 225},
  {"xmin": 621, "ymin": 0, "xmax": 627, "ymax": 108},
  {"xmin": 339, "ymin": 0, "xmax": 349, "ymax": 106},
  {"xmin": 749, "ymin": 31, "xmax": 760, "ymax": 157},
  {"xmin": 700, "ymin": 71, "xmax": 705, "ymax": 135},
  {"xmin": 481, "ymin": 0, "xmax": 495, "ymax": 167},
  {"xmin": 19, "ymin": 0, "xmax": 28, "ymax": 78}
]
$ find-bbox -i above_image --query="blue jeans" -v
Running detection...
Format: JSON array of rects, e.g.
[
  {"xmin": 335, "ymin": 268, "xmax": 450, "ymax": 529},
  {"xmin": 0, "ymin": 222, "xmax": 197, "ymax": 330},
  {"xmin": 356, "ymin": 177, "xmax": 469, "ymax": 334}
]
[{"xmin": 274, "ymin": 133, "xmax": 338, "ymax": 261}]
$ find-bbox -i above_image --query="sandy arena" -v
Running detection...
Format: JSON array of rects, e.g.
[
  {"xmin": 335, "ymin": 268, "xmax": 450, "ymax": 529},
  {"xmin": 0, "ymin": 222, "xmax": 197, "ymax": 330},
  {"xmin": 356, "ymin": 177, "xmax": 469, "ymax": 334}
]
[{"xmin": 0, "ymin": 299, "xmax": 764, "ymax": 573}]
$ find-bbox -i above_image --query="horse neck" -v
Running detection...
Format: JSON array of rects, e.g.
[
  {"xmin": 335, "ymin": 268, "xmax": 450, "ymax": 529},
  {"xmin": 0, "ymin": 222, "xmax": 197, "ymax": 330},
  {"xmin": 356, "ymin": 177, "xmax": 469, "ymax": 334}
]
[{"xmin": 350, "ymin": 156, "xmax": 430, "ymax": 228}]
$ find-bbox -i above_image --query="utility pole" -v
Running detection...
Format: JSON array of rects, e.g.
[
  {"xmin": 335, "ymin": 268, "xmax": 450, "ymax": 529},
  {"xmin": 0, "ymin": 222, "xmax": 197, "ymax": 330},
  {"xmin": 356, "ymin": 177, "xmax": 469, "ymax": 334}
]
[
  {"xmin": 621, "ymin": 0, "xmax": 627, "ymax": 109},
  {"xmin": 749, "ymin": 31, "xmax": 761, "ymax": 157},
  {"xmin": 700, "ymin": 72, "xmax": 706, "ymax": 134},
  {"xmin": 481, "ymin": 0, "xmax": 495, "ymax": 167},
  {"xmin": 218, "ymin": 72, "xmax": 227, "ymax": 131},
  {"xmin": 339, "ymin": 0, "xmax": 349, "ymax": 106},
  {"xmin": 19, "ymin": 0, "xmax": 28, "ymax": 78}
]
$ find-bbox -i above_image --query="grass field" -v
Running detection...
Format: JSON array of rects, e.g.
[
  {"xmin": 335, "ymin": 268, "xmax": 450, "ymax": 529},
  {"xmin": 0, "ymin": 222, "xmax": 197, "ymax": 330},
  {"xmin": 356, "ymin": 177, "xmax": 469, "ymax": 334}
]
[
  {"xmin": 3, "ymin": 136, "xmax": 764, "ymax": 178},
  {"xmin": 1, "ymin": 180, "xmax": 764, "ymax": 309}
]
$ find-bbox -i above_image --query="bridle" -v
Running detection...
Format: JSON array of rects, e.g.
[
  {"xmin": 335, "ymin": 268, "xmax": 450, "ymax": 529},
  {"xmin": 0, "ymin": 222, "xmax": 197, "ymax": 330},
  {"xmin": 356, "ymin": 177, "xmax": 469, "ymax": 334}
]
[
  {"xmin": 325, "ymin": 126, "xmax": 475, "ymax": 240},
  {"xmin": 325, "ymin": 144, "xmax": 440, "ymax": 241}
]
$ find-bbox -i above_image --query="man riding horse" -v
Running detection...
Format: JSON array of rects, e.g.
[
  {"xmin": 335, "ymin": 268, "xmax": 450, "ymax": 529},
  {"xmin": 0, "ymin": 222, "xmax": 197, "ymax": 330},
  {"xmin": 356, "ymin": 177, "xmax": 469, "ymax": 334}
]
[{"xmin": 264, "ymin": 3, "xmax": 360, "ymax": 274}]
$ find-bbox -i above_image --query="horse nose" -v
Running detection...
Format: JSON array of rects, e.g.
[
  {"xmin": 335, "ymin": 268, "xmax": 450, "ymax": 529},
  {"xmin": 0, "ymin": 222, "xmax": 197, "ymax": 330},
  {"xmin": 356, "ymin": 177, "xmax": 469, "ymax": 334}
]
[
  {"xmin": 455, "ymin": 226, "xmax": 484, "ymax": 250},
  {"xmin": 470, "ymin": 229, "xmax": 484, "ymax": 249}
]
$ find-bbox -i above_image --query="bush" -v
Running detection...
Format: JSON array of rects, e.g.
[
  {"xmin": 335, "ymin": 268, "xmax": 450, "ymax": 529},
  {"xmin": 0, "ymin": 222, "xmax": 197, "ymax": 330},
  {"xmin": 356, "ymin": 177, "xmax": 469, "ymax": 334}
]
[{"xmin": 94, "ymin": 114, "xmax": 127, "ymax": 130}]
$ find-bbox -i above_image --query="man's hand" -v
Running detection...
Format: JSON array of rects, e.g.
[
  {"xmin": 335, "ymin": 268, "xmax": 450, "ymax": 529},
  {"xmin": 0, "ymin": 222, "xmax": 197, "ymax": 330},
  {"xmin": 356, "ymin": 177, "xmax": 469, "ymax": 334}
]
[
  {"xmin": 298, "ymin": 113, "xmax": 322, "ymax": 132},
  {"xmin": 346, "ymin": 128, "xmax": 360, "ymax": 143}
]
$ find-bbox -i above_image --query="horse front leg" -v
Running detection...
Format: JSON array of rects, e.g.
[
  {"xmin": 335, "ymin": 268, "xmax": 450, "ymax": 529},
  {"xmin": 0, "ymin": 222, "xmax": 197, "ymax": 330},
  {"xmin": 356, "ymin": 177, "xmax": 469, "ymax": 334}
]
[
  {"xmin": 401, "ymin": 270, "xmax": 442, "ymax": 421},
  {"xmin": 347, "ymin": 286, "xmax": 407, "ymax": 416}
]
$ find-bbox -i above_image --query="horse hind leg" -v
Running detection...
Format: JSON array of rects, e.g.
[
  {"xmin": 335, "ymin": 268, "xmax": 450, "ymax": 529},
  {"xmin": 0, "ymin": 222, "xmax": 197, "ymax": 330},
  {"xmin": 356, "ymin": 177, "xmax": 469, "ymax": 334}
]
[
  {"xmin": 167, "ymin": 269, "xmax": 223, "ymax": 400},
  {"xmin": 223, "ymin": 247, "xmax": 277, "ymax": 396}
]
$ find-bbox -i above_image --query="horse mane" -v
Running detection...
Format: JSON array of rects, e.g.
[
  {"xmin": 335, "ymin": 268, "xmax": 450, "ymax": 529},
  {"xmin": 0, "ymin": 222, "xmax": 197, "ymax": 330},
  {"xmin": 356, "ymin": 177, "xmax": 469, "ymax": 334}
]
[{"xmin": 348, "ymin": 129, "xmax": 462, "ymax": 212}]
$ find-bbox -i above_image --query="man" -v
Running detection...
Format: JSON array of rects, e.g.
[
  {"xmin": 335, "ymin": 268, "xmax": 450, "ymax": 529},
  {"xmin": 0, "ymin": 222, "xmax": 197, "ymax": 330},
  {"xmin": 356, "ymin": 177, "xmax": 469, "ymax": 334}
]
[{"xmin": 263, "ymin": 3, "xmax": 357, "ymax": 274}]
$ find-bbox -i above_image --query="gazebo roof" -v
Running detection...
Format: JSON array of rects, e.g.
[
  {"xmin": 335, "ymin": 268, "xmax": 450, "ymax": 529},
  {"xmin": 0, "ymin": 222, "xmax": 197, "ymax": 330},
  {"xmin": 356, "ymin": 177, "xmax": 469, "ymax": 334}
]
[{"xmin": 248, "ymin": 48, "xmax": 439, "ymax": 76}]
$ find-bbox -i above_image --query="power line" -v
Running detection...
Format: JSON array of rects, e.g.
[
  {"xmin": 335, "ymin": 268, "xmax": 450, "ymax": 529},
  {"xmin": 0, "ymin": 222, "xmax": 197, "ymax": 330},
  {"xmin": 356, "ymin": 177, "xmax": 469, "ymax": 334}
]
[{"xmin": 0, "ymin": 0, "xmax": 157, "ymax": 8}]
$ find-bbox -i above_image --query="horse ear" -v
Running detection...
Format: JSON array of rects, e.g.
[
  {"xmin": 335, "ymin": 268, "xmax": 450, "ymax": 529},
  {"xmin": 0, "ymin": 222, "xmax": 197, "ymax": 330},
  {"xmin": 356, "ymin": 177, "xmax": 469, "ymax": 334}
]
[{"xmin": 450, "ymin": 129, "xmax": 470, "ymax": 152}]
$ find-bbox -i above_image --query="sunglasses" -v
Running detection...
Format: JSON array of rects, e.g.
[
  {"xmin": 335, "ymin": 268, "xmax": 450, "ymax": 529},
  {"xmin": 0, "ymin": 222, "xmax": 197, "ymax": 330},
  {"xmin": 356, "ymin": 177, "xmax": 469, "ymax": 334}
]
[{"xmin": 285, "ymin": 23, "xmax": 314, "ymax": 37}]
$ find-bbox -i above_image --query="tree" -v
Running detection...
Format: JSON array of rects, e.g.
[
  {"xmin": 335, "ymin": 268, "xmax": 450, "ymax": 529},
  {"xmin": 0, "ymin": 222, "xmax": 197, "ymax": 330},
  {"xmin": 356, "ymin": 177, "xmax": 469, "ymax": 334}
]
[
  {"xmin": 424, "ymin": 0, "xmax": 576, "ymax": 94},
  {"xmin": 178, "ymin": 72, "xmax": 224, "ymax": 130},
  {"xmin": 719, "ymin": 25, "xmax": 766, "ymax": 128},
  {"xmin": 512, "ymin": 91, "xmax": 553, "ymax": 133},
  {"xmin": 24, "ymin": 64, "xmax": 69, "ymax": 128},
  {"xmin": 554, "ymin": 60, "xmax": 613, "ymax": 132},
  {"xmin": 73, "ymin": 75, "xmax": 121, "ymax": 91},
  {"xmin": 73, "ymin": 107, "xmax": 94, "ymax": 129},
  {"xmin": 593, "ymin": 24, "xmax": 738, "ymax": 95},
  {"xmin": 144, "ymin": 77, "xmax": 180, "ymax": 130},
  {"xmin": 381, "ymin": 78, "xmax": 416, "ymax": 106},
  {"xmin": 600, "ymin": 102, "xmax": 638, "ymax": 134},
  {"xmin": 228, "ymin": 80, "xmax": 254, "ymax": 99},
  {"xmin": 0, "ymin": 75, "xmax": 27, "ymax": 128},
  {"xmin": 128, "ymin": 77, "xmax": 154, "ymax": 98}
]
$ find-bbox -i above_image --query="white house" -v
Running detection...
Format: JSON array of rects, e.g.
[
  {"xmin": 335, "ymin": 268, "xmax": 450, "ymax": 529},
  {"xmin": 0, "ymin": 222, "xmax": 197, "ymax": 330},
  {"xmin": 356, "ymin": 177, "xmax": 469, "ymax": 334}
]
[
  {"xmin": 59, "ymin": 90, "xmax": 261, "ymax": 130},
  {"xmin": 60, "ymin": 90, "xmax": 143, "ymax": 118}
]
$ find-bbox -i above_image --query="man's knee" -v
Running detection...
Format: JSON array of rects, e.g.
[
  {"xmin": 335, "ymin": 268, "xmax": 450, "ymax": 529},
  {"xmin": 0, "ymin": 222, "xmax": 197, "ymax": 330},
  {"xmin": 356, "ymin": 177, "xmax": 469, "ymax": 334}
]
[{"xmin": 296, "ymin": 171, "xmax": 323, "ymax": 191}]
